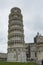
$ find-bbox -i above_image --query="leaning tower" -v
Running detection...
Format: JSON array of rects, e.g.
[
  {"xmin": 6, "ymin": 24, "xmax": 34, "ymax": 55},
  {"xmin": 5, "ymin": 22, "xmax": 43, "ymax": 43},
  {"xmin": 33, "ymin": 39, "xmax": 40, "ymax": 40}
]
[{"xmin": 7, "ymin": 7, "xmax": 26, "ymax": 62}]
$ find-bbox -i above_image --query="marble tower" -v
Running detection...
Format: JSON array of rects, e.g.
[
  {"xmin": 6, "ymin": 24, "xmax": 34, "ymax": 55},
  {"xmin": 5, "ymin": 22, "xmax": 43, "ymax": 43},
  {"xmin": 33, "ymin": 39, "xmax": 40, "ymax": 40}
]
[{"xmin": 7, "ymin": 7, "xmax": 26, "ymax": 62}]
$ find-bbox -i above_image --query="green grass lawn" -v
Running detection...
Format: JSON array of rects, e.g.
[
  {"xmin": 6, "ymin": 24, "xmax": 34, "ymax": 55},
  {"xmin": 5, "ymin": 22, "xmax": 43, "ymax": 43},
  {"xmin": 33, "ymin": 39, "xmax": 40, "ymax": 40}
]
[{"xmin": 0, "ymin": 61, "xmax": 38, "ymax": 65}]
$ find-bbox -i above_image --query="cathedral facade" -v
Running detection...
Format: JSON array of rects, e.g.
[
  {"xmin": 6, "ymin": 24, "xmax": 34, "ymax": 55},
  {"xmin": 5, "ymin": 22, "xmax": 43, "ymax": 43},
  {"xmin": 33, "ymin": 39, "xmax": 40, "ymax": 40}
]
[{"xmin": 7, "ymin": 7, "xmax": 43, "ymax": 63}]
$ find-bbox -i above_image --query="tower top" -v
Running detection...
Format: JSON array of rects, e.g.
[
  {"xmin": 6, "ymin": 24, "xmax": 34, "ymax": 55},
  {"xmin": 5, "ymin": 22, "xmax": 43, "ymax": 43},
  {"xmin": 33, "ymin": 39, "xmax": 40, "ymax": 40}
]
[{"xmin": 11, "ymin": 7, "xmax": 21, "ymax": 13}]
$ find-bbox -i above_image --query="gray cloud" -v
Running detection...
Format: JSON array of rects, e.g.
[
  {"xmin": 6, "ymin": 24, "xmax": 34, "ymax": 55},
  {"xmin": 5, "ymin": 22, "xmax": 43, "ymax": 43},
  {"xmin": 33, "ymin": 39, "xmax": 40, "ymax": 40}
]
[{"xmin": 33, "ymin": 15, "xmax": 43, "ymax": 31}]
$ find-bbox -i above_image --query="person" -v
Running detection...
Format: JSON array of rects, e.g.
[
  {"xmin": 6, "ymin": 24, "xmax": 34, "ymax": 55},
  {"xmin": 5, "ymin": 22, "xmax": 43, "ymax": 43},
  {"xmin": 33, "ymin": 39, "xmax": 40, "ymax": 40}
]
[{"xmin": 42, "ymin": 60, "xmax": 43, "ymax": 65}]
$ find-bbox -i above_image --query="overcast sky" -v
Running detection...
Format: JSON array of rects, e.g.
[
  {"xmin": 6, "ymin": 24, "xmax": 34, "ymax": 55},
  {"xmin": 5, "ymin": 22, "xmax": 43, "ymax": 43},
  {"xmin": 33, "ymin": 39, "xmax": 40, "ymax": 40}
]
[{"xmin": 0, "ymin": 0, "xmax": 43, "ymax": 53}]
